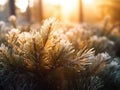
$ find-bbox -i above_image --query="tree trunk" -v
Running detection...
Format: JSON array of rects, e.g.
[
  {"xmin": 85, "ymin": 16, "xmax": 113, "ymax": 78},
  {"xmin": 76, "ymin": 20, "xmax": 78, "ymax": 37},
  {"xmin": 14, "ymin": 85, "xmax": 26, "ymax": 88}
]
[
  {"xmin": 26, "ymin": 0, "xmax": 31, "ymax": 22},
  {"xmin": 9, "ymin": 0, "xmax": 16, "ymax": 15},
  {"xmin": 79, "ymin": 0, "xmax": 83, "ymax": 23},
  {"xmin": 39, "ymin": 0, "xmax": 43, "ymax": 22}
]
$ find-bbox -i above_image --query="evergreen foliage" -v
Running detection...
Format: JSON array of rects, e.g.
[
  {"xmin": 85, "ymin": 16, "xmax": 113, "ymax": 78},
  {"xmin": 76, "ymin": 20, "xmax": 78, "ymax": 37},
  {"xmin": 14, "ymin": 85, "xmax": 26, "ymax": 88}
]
[{"xmin": 0, "ymin": 17, "xmax": 120, "ymax": 90}]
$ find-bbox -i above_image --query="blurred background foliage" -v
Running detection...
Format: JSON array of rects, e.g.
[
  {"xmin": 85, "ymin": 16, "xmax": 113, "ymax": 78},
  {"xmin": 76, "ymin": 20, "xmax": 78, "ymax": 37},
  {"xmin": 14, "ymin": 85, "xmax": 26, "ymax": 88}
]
[
  {"xmin": 0, "ymin": 0, "xmax": 120, "ymax": 23},
  {"xmin": 97, "ymin": 0, "xmax": 120, "ymax": 22}
]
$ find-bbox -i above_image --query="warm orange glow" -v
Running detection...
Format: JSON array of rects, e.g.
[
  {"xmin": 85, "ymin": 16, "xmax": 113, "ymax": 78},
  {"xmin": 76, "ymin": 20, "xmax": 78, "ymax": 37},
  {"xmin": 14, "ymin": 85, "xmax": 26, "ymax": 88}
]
[
  {"xmin": 0, "ymin": 0, "xmax": 8, "ymax": 6},
  {"xmin": 43, "ymin": 0, "xmax": 76, "ymax": 11},
  {"xmin": 43, "ymin": 0, "xmax": 79, "ymax": 22},
  {"xmin": 15, "ymin": 0, "xmax": 34, "ymax": 13},
  {"xmin": 43, "ymin": 0, "xmax": 60, "ymax": 5},
  {"xmin": 83, "ymin": 0, "xmax": 94, "ymax": 4}
]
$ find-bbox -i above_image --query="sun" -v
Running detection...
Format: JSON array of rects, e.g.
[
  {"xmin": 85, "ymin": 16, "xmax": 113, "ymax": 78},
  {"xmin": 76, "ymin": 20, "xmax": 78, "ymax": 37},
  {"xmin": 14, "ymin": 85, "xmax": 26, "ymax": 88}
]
[{"xmin": 83, "ymin": 0, "xmax": 94, "ymax": 4}]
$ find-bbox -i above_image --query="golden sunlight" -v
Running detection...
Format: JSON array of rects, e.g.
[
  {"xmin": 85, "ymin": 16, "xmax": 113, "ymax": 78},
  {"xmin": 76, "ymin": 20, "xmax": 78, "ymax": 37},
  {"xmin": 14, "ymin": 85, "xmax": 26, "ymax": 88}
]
[
  {"xmin": 15, "ymin": 0, "xmax": 28, "ymax": 13},
  {"xmin": 43, "ymin": 0, "xmax": 79, "ymax": 22},
  {"xmin": 43, "ymin": 0, "xmax": 76, "ymax": 11},
  {"xmin": 60, "ymin": 0, "xmax": 78, "ymax": 22},
  {"xmin": 43, "ymin": 0, "xmax": 76, "ymax": 10},
  {"xmin": 43, "ymin": 0, "xmax": 61, "ymax": 5},
  {"xmin": 0, "ymin": 0, "xmax": 8, "ymax": 6},
  {"xmin": 83, "ymin": 0, "xmax": 94, "ymax": 4},
  {"xmin": 15, "ymin": 0, "xmax": 34, "ymax": 13}
]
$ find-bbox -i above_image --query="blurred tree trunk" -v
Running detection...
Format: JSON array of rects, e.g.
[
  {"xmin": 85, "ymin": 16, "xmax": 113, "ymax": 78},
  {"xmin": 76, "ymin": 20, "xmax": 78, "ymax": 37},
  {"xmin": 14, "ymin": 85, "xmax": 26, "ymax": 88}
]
[
  {"xmin": 9, "ymin": 0, "xmax": 16, "ymax": 15},
  {"xmin": 26, "ymin": 0, "xmax": 31, "ymax": 22},
  {"xmin": 39, "ymin": 0, "xmax": 43, "ymax": 22},
  {"xmin": 79, "ymin": 0, "xmax": 83, "ymax": 23},
  {"xmin": 31, "ymin": 0, "xmax": 43, "ymax": 23}
]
